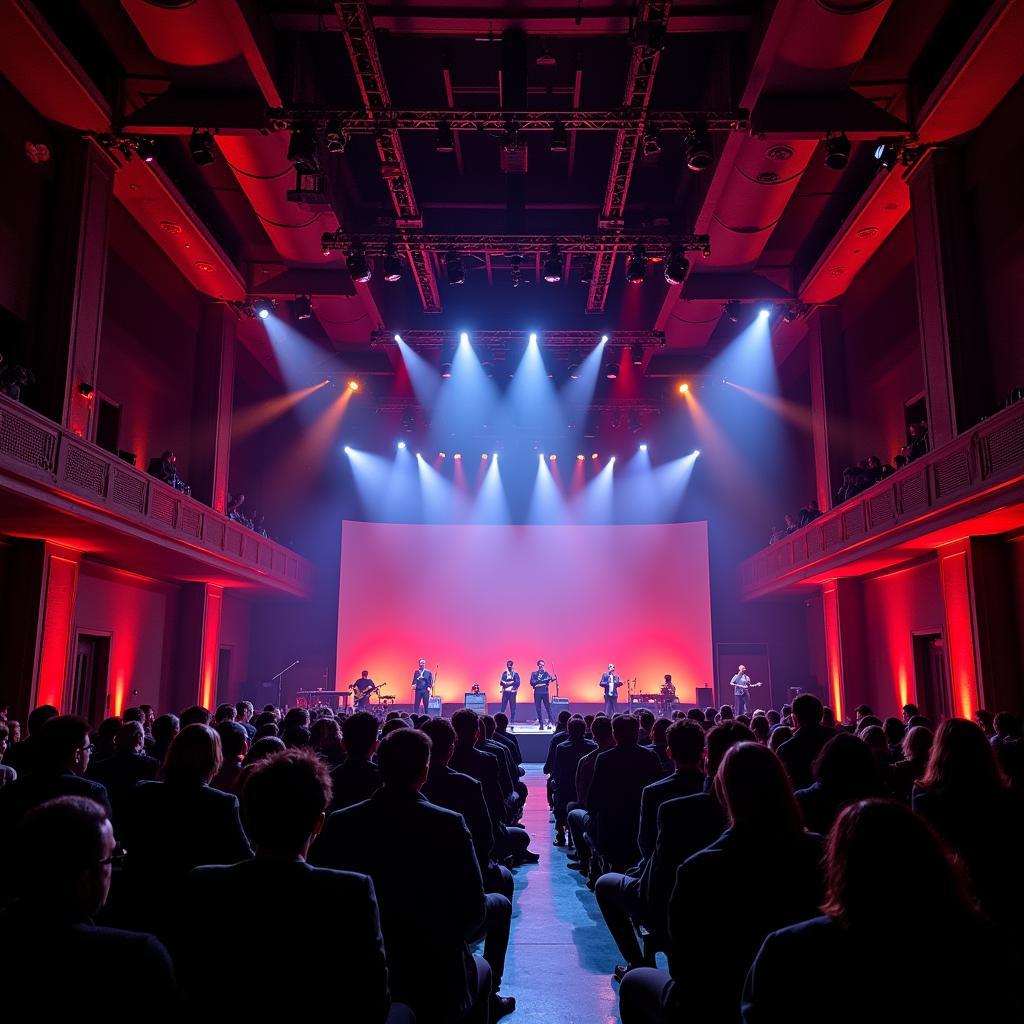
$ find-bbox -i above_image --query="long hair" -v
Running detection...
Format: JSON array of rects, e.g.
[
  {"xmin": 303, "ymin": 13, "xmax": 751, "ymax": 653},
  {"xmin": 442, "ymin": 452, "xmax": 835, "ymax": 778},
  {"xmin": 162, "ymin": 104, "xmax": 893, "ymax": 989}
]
[
  {"xmin": 162, "ymin": 724, "xmax": 222, "ymax": 785},
  {"xmin": 718, "ymin": 742, "xmax": 803, "ymax": 835},
  {"xmin": 920, "ymin": 718, "xmax": 1005, "ymax": 791}
]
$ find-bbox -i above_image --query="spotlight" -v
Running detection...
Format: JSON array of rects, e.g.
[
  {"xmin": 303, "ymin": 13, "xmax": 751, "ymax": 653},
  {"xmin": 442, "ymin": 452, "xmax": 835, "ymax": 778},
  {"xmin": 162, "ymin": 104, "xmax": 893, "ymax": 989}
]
[
  {"xmin": 577, "ymin": 454, "xmax": 585, "ymax": 461},
  {"xmin": 439, "ymin": 361, "xmax": 452, "ymax": 378},
  {"xmin": 481, "ymin": 453, "xmax": 489, "ymax": 461},
  {"xmin": 543, "ymin": 244, "xmax": 563, "ymax": 284},
  {"xmin": 397, "ymin": 440, "xmax": 407, "ymax": 450},
  {"xmin": 382, "ymin": 242, "xmax": 403, "ymax": 283},
  {"xmin": 631, "ymin": 343, "xmax": 645, "ymax": 366},
  {"xmin": 603, "ymin": 359, "xmax": 619, "ymax": 380},
  {"xmin": 445, "ymin": 249, "xmax": 465, "ymax": 286},
  {"xmin": 641, "ymin": 129, "xmax": 661, "ymax": 159},
  {"xmin": 549, "ymin": 453, "xmax": 557, "ymax": 462},
  {"xmin": 252, "ymin": 298, "xmax": 274, "ymax": 320},
  {"xmin": 724, "ymin": 300, "xmax": 741, "ymax": 323},
  {"xmin": 294, "ymin": 295, "xmax": 313, "ymax": 320},
  {"xmin": 287, "ymin": 123, "xmax": 320, "ymax": 173},
  {"xmin": 460, "ymin": 332, "xmax": 470, "ymax": 346},
  {"xmin": 347, "ymin": 245, "xmax": 371, "ymax": 283},
  {"xmin": 439, "ymin": 452, "xmax": 446, "ymax": 459},
  {"xmin": 625, "ymin": 244, "xmax": 647, "ymax": 284},
  {"xmin": 639, "ymin": 443, "xmax": 648, "ymax": 452},
  {"xmin": 686, "ymin": 120, "xmax": 713, "ymax": 172},
  {"xmin": 454, "ymin": 453, "xmax": 462, "ymax": 460},
  {"xmin": 343, "ymin": 445, "xmax": 352, "ymax": 454},
  {"xmin": 549, "ymin": 119, "xmax": 569, "ymax": 154},
  {"xmin": 347, "ymin": 379, "xmax": 360, "ymax": 392},
  {"xmin": 416, "ymin": 452, "xmax": 422, "ymax": 459},
  {"xmin": 134, "ymin": 138, "xmax": 157, "ymax": 163},
  {"xmin": 591, "ymin": 453, "xmax": 599, "ymax": 460},
  {"xmin": 189, "ymin": 128, "xmax": 216, "ymax": 166},
  {"xmin": 610, "ymin": 456, "xmax": 617, "ymax": 463},
  {"xmin": 601, "ymin": 335, "xmax": 609, "ymax": 344},
  {"xmin": 492, "ymin": 452, "xmax": 498, "ymax": 459},
  {"xmin": 663, "ymin": 244, "xmax": 690, "ymax": 286},
  {"xmin": 692, "ymin": 449, "xmax": 701, "ymax": 457},
  {"xmin": 434, "ymin": 120, "xmax": 455, "ymax": 153},
  {"xmin": 325, "ymin": 118, "xmax": 349, "ymax": 154},
  {"xmin": 824, "ymin": 131, "xmax": 851, "ymax": 171},
  {"xmin": 529, "ymin": 332, "xmax": 538, "ymax": 346},
  {"xmin": 567, "ymin": 363, "xmax": 580, "ymax": 380},
  {"xmin": 874, "ymin": 141, "xmax": 899, "ymax": 170},
  {"xmin": 758, "ymin": 305, "xmax": 772, "ymax": 319},
  {"xmin": 394, "ymin": 333, "xmax": 402, "ymax": 343},
  {"xmin": 678, "ymin": 382, "xmax": 690, "ymax": 395},
  {"xmin": 401, "ymin": 408, "xmax": 416, "ymax": 433}
]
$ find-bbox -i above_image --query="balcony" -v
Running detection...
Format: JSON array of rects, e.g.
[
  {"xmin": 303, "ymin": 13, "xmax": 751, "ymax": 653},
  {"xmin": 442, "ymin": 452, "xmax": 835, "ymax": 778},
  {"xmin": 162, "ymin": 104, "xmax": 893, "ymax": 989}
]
[
  {"xmin": 740, "ymin": 400, "xmax": 1024, "ymax": 600},
  {"xmin": 0, "ymin": 394, "xmax": 313, "ymax": 597}
]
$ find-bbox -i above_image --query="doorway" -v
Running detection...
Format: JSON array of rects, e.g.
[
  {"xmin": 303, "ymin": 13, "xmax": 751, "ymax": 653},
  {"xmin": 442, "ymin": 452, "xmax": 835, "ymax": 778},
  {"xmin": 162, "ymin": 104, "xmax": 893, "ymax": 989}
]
[
  {"xmin": 217, "ymin": 647, "xmax": 232, "ymax": 705},
  {"xmin": 95, "ymin": 396, "xmax": 121, "ymax": 454},
  {"xmin": 912, "ymin": 632, "xmax": 951, "ymax": 721},
  {"xmin": 69, "ymin": 633, "xmax": 111, "ymax": 723}
]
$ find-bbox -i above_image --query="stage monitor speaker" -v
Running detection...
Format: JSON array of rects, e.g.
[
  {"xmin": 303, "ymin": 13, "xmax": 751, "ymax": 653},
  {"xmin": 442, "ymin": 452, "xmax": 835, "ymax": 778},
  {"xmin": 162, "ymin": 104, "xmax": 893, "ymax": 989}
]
[
  {"xmin": 427, "ymin": 696, "xmax": 442, "ymax": 717},
  {"xmin": 696, "ymin": 687, "xmax": 714, "ymax": 709},
  {"xmin": 551, "ymin": 697, "xmax": 570, "ymax": 711},
  {"xmin": 464, "ymin": 693, "xmax": 487, "ymax": 712}
]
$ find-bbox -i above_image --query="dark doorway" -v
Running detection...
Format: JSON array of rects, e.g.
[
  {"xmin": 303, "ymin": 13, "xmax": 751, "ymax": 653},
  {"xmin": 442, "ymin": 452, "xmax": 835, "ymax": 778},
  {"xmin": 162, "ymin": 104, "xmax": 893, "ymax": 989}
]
[
  {"xmin": 70, "ymin": 633, "xmax": 110, "ymax": 723},
  {"xmin": 95, "ymin": 397, "xmax": 121, "ymax": 454},
  {"xmin": 716, "ymin": 642, "xmax": 774, "ymax": 712},
  {"xmin": 913, "ymin": 632, "xmax": 951, "ymax": 722},
  {"xmin": 217, "ymin": 647, "xmax": 232, "ymax": 704}
]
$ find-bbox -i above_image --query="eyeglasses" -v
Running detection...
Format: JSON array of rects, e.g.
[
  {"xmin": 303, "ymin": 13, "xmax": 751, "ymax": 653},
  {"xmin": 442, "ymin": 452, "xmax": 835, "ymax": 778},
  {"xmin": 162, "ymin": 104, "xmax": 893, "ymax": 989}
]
[
  {"xmin": 98, "ymin": 851, "xmax": 127, "ymax": 867},
  {"xmin": 81, "ymin": 744, "xmax": 95, "ymax": 754}
]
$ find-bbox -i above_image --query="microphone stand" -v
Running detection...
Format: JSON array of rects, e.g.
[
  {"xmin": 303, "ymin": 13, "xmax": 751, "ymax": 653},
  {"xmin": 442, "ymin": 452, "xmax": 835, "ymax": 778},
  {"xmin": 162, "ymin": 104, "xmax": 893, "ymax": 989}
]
[{"xmin": 271, "ymin": 659, "xmax": 300, "ymax": 709}]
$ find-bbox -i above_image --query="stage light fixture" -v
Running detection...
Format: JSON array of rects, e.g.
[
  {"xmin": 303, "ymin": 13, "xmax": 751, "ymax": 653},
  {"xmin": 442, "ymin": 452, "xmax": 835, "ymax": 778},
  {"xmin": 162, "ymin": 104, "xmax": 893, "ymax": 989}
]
[
  {"xmin": 325, "ymin": 118, "xmax": 349, "ymax": 154},
  {"xmin": 678, "ymin": 382, "xmax": 690, "ymax": 395},
  {"xmin": 625, "ymin": 244, "xmax": 647, "ymax": 284},
  {"xmin": 343, "ymin": 445, "xmax": 352, "ymax": 454},
  {"xmin": 641, "ymin": 129, "xmax": 661, "ymax": 159},
  {"xmin": 567, "ymin": 363, "xmax": 580, "ymax": 379},
  {"xmin": 686, "ymin": 121, "xmax": 713, "ymax": 172},
  {"xmin": 439, "ymin": 361, "xmax": 452, "ymax": 378},
  {"xmin": 549, "ymin": 453, "xmax": 557, "ymax": 462},
  {"xmin": 189, "ymin": 128, "xmax": 216, "ymax": 166},
  {"xmin": 577, "ymin": 454, "xmax": 585, "ymax": 461},
  {"xmin": 492, "ymin": 452, "xmax": 498, "ymax": 459},
  {"xmin": 549, "ymin": 119, "xmax": 569, "ymax": 154},
  {"xmin": 528, "ymin": 332, "xmax": 538, "ymax": 346},
  {"xmin": 287, "ymin": 123, "xmax": 320, "ymax": 173},
  {"xmin": 445, "ymin": 249, "xmax": 466, "ymax": 286},
  {"xmin": 393, "ymin": 333, "xmax": 402, "ymax": 343},
  {"xmin": 610, "ymin": 456, "xmax": 617, "ymax": 463},
  {"xmin": 591, "ymin": 452, "xmax": 599, "ymax": 460},
  {"xmin": 135, "ymin": 138, "xmax": 157, "ymax": 163},
  {"xmin": 663, "ymin": 244, "xmax": 690, "ymax": 285},
  {"xmin": 347, "ymin": 379, "xmax": 360, "ymax": 392},
  {"xmin": 758, "ymin": 305, "xmax": 772, "ymax": 318},
  {"xmin": 724, "ymin": 300, "xmax": 741, "ymax": 323},
  {"xmin": 294, "ymin": 295, "xmax": 313, "ymax": 320},
  {"xmin": 397, "ymin": 440, "xmax": 407, "ymax": 450},
  {"xmin": 543, "ymin": 244, "xmax": 563, "ymax": 283},
  {"xmin": 824, "ymin": 131, "xmax": 851, "ymax": 171},
  {"xmin": 347, "ymin": 245, "xmax": 371, "ymax": 283},
  {"xmin": 454, "ymin": 453, "xmax": 462, "ymax": 460},
  {"xmin": 382, "ymin": 242, "xmax": 403, "ymax": 283},
  {"xmin": 631, "ymin": 343, "xmax": 644, "ymax": 366},
  {"xmin": 481, "ymin": 453, "xmax": 489, "ymax": 460},
  {"xmin": 639, "ymin": 443, "xmax": 648, "ymax": 452},
  {"xmin": 252, "ymin": 298, "xmax": 274, "ymax": 320},
  {"xmin": 603, "ymin": 359, "xmax": 619, "ymax": 380},
  {"xmin": 434, "ymin": 120, "xmax": 455, "ymax": 153},
  {"xmin": 439, "ymin": 452, "xmax": 446, "ymax": 459}
]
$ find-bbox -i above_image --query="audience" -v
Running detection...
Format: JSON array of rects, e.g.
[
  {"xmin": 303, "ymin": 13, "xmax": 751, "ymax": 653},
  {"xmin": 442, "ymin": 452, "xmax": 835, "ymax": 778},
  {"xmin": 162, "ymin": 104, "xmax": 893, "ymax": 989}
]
[
  {"xmin": 795, "ymin": 731, "xmax": 880, "ymax": 834},
  {"xmin": 552, "ymin": 716, "xmax": 596, "ymax": 846},
  {"xmin": 776, "ymin": 693, "xmax": 832, "ymax": 791},
  {"xmin": 330, "ymin": 711, "xmax": 383, "ymax": 811},
  {"xmin": 86, "ymin": 721, "xmax": 159, "ymax": 830}
]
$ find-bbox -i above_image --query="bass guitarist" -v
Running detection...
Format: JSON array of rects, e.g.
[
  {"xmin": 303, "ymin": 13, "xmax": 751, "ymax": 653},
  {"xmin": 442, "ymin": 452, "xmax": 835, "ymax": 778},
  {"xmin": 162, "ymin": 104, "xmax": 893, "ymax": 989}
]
[
  {"xmin": 729, "ymin": 664, "xmax": 762, "ymax": 715},
  {"xmin": 351, "ymin": 670, "xmax": 378, "ymax": 711}
]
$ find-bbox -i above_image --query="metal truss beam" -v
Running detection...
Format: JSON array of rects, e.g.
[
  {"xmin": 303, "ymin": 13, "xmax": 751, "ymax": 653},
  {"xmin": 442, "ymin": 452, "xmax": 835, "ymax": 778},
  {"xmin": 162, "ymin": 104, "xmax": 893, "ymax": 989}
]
[
  {"xmin": 373, "ymin": 329, "xmax": 666, "ymax": 349},
  {"xmin": 324, "ymin": 232, "xmax": 710, "ymax": 256}
]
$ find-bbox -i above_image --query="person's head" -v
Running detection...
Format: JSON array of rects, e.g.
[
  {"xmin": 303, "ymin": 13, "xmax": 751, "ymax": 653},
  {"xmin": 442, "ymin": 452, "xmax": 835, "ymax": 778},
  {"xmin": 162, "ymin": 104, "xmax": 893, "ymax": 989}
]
[
  {"xmin": 705, "ymin": 721, "xmax": 756, "ymax": 778},
  {"xmin": 481, "ymin": 714, "xmax": 497, "ymax": 739},
  {"xmin": 39, "ymin": 716, "xmax": 93, "ymax": 775},
  {"xmin": 738, "ymin": 665, "xmax": 746, "ymax": 674},
  {"xmin": 591, "ymin": 715, "xmax": 614, "ymax": 748},
  {"xmin": 242, "ymin": 749, "xmax": 332, "ymax": 855},
  {"xmin": 882, "ymin": 717, "xmax": 905, "ymax": 746},
  {"xmin": 506, "ymin": 660, "xmax": 514, "ymax": 670},
  {"xmin": 666, "ymin": 720, "xmax": 704, "ymax": 769},
  {"xmin": 161, "ymin": 449, "xmax": 176, "ymax": 464},
  {"xmin": 215, "ymin": 703, "xmax": 237, "ymax": 724},
  {"xmin": 750, "ymin": 715, "xmax": 770, "ymax": 744},
  {"xmin": 718, "ymin": 705, "xmax": 734, "ymax": 721},
  {"xmin": 451, "ymin": 708, "xmax": 480, "ymax": 745},
  {"xmin": 122, "ymin": 706, "xmax": 145, "ymax": 726},
  {"xmin": 686, "ymin": 707, "xmax": 706, "ymax": 724},
  {"xmin": 96, "ymin": 716, "xmax": 121, "ymax": 751},
  {"xmin": 902, "ymin": 724, "xmax": 933, "ymax": 763},
  {"xmin": 420, "ymin": 717, "xmax": 456, "ymax": 766},
  {"xmin": 537, "ymin": 659, "xmax": 545, "ymax": 670},
  {"xmin": 243, "ymin": 735, "xmax": 286, "ymax": 766},
  {"xmin": 921, "ymin": 717, "xmax": 1005, "ymax": 791},
  {"xmin": 0, "ymin": 723, "xmax": 8, "ymax": 759},
  {"xmin": 557, "ymin": 710, "xmax": 571, "ymax": 729},
  {"xmin": 791, "ymin": 693, "xmax": 824, "ymax": 729},
  {"xmin": 377, "ymin": 728, "xmax": 431, "ymax": 790},
  {"xmin": 215, "ymin": 721, "xmax": 249, "ymax": 764},
  {"xmin": 566, "ymin": 717, "xmax": 587, "ymax": 742},
  {"xmin": 854, "ymin": 704, "xmax": 874, "ymax": 722},
  {"xmin": 652, "ymin": 717, "xmax": 671, "ymax": 746},
  {"xmin": 823, "ymin": 799, "xmax": 974, "ymax": 930},
  {"xmin": 638, "ymin": 709, "xmax": 655, "ymax": 733},
  {"xmin": 419, "ymin": 659, "xmax": 426, "ymax": 669},
  {"xmin": 380, "ymin": 719, "xmax": 410, "ymax": 739},
  {"xmin": 768, "ymin": 725, "xmax": 793, "ymax": 752},
  {"xmin": 6, "ymin": 719, "xmax": 20, "ymax": 744},
  {"xmin": 736, "ymin": 714, "xmax": 751, "ymax": 727},
  {"xmin": 255, "ymin": 722, "xmax": 279, "ymax": 741},
  {"xmin": 994, "ymin": 712, "xmax": 1021, "ymax": 738},
  {"xmin": 151, "ymin": 713, "xmax": 179, "ymax": 749},
  {"xmin": 907, "ymin": 714, "xmax": 931, "ymax": 730},
  {"xmin": 857, "ymin": 715, "xmax": 883, "ymax": 732},
  {"xmin": 282, "ymin": 707, "xmax": 309, "ymax": 730},
  {"xmin": 901, "ymin": 703, "xmax": 919, "ymax": 723},
  {"xmin": 360, "ymin": 670, "xmax": 369, "ymax": 680},
  {"xmin": 16, "ymin": 797, "xmax": 116, "ymax": 917},
  {"xmin": 974, "ymin": 709, "xmax": 995, "ymax": 734},
  {"xmin": 179, "ymin": 705, "xmax": 211, "ymax": 729},
  {"xmin": 310, "ymin": 717, "xmax": 342, "ymax": 751},
  {"xmin": 766, "ymin": 709, "xmax": 781, "ymax": 726},
  {"xmin": 718, "ymin": 742, "xmax": 801, "ymax": 834},
  {"xmin": 163, "ymin": 724, "xmax": 222, "ymax": 785},
  {"xmin": 611, "ymin": 714, "xmax": 640, "ymax": 747},
  {"xmin": 813, "ymin": 732, "xmax": 878, "ymax": 798},
  {"xmin": 341, "ymin": 712, "xmax": 379, "ymax": 760},
  {"xmin": 235, "ymin": 701, "xmax": 254, "ymax": 723},
  {"xmin": 494, "ymin": 712, "xmax": 510, "ymax": 732},
  {"xmin": 859, "ymin": 724, "xmax": 888, "ymax": 757},
  {"xmin": 821, "ymin": 706, "xmax": 837, "ymax": 729},
  {"xmin": 114, "ymin": 721, "xmax": 145, "ymax": 755},
  {"xmin": 894, "ymin": 453, "xmax": 907, "ymax": 468}
]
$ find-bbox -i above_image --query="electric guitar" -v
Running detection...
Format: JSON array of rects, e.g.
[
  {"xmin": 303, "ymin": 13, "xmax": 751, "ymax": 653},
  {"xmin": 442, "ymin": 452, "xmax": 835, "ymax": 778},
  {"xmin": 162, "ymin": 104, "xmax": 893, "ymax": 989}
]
[{"xmin": 353, "ymin": 680, "xmax": 384, "ymax": 702}]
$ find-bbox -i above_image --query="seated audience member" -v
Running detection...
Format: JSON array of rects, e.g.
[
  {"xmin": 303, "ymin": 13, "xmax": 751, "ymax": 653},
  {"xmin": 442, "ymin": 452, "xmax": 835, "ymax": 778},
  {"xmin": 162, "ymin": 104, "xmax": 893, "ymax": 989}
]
[
  {"xmin": 649, "ymin": 718, "xmax": 673, "ymax": 773},
  {"xmin": 0, "ymin": 724, "xmax": 16, "ymax": 790},
  {"xmin": 178, "ymin": 750, "xmax": 411, "ymax": 1021},
  {"xmin": 0, "ymin": 798, "xmax": 176, "ymax": 1011},
  {"xmin": 542, "ymin": 711, "xmax": 573, "ymax": 777},
  {"xmin": 974, "ymin": 709, "xmax": 996, "ymax": 737},
  {"xmin": 749, "ymin": 715, "xmax": 770, "ymax": 745},
  {"xmin": 620, "ymin": 743, "xmax": 824, "ymax": 1023},
  {"xmin": 992, "ymin": 712, "xmax": 1023, "ymax": 789},
  {"xmin": 86, "ymin": 721, "xmax": 159, "ymax": 829},
  {"xmin": 795, "ymin": 732, "xmax": 879, "ymax": 834},
  {"xmin": 588, "ymin": 715, "xmax": 663, "ymax": 872},
  {"xmin": 0, "ymin": 715, "xmax": 111, "ymax": 831},
  {"xmin": 481, "ymin": 714, "xmax": 527, "ymax": 807},
  {"xmin": 552, "ymin": 717, "xmax": 597, "ymax": 846},
  {"xmin": 117, "ymin": 724, "xmax": 252, "ymax": 935},
  {"xmin": 913, "ymin": 718, "xmax": 1024, "ymax": 941},
  {"xmin": 280, "ymin": 707, "xmax": 311, "ymax": 748},
  {"xmin": 234, "ymin": 701, "xmax": 256, "ymax": 739},
  {"xmin": 312, "ymin": 728, "xmax": 503, "ymax": 1024},
  {"xmin": 150, "ymin": 713, "xmax": 179, "ymax": 764},
  {"xmin": 476, "ymin": 715, "xmax": 520, "ymax": 814},
  {"xmin": 567, "ymin": 716, "xmax": 614, "ymax": 877},
  {"xmin": 310, "ymin": 716, "xmax": 346, "ymax": 769},
  {"xmin": 637, "ymin": 710, "xmax": 656, "ymax": 747},
  {"xmin": 94, "ymin": 716, "xmax": 122, "ymax": 761},
  {"xmin": 767, "ymin": 725, "xmax": 792, "ymax": 752},
  {"xmin": 330, "ymin": 711, "xmax": 382, "ymax": 811},
  {"xmin": 741, "ymin": 800, "xmax": 1021, "ymax": 1022},
  {"xmin": 859, "ymin": 724, "xmax": 894, "ymax": 779},
  {"xmin": 888, "ymin": 725, "xmax": 933, "ymax": 803},
  {"xmin": 901, "ymin": 703, "xmax": 919, "ymax": 724},
  {"xmin": 178, "ymin": 705, "xmax": 210, "ymax": 729},
  {"xmin": 214, "ymin": 703, "xmax": 237, "ymax": 724},
  {"xmin": 5, "ymin": 704, "xmax": 58, "ymax": 776},
  {"xmin": 492, "ymin": 713, "xmax": 522, "ymax": 764},
  {"xmin": 210, "ymin": 721, "xmax": 249, "ymax": 792},
  {"xmin": 853, "ymin": 703, "xmax": 874, "ymax": 725},
  {"xmin": 882, "ymin": 717, "xmax": 905, "ymax": 761},
  {"xmin": 234, "ymin": 735, "xmax": 286, "ymax": 793},
  {"xmin": 776, "ymin": 693, "xmax": 832, "ymax": 791}
]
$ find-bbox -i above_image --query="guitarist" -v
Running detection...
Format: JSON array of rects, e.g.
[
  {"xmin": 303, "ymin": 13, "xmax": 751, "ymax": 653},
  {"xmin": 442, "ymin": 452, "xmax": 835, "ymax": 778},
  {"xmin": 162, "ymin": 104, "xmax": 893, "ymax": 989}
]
[
  {"xmin": 351, "ymin": 669, "xmax": 377, "ymax": 711},
  {"xmin": 599, "ymin": 663, "xmax": 622, "ymax": 717},
  {"xmin": 530, "ymin": 659, "xmax": 556, "ymax": 729},
  {"xmin": 411, "ymin": 658, "xmax": 434, "ymax": 716},
  {"xmin": 729, "ymin": 664, "xmax": 760, "ymax": 715},
  {"xmin": 499, "ymin": 660, "xmax": 521, "ymax": 725}
]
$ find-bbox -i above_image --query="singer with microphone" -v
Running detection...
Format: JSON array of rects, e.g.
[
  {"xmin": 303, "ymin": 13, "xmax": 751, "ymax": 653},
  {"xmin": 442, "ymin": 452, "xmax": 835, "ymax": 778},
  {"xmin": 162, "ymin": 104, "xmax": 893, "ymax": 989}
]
[
  {"xmin": 411, "ymin": 658, "xmax": 434, "ymax": 716},
  {"xmin": 599, "ymin": 663, "xmax": 622, "ymax": 717}
]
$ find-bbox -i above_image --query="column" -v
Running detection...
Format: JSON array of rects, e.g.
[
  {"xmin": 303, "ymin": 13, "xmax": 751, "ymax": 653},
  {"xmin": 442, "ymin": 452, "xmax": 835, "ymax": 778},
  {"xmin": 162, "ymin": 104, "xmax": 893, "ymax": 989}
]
[
  {"xmin": 908, "ymin": 146, "xmax": 990, "ymax": 446},
  {"xmin": 820, "ymin": 578, "xmax": 867, "ymax": 723},
  {"xmin": 35, "ymin": 135, "xmax": 116, "ymax": 437},
  {"xmin": 176, "ymin": 582, "xmax": 224, "ymax": 710},
  {"xmin": 190, "ymin": 303, "xmax": 236, "ymax": 512},
  {"xmin": 0, "ymin": 541, "xmax": 81, "ymax": 716},
  {"xmin": 806, "ymin": 306, "xmax": 848, "ymax": 511}
]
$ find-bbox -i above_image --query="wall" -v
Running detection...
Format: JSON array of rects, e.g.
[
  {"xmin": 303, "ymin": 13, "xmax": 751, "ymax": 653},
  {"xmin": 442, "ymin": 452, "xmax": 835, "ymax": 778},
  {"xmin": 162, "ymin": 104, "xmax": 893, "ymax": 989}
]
[{"xmin": 73, "ymin": 562, "xmax": 179, "ymax": 716}]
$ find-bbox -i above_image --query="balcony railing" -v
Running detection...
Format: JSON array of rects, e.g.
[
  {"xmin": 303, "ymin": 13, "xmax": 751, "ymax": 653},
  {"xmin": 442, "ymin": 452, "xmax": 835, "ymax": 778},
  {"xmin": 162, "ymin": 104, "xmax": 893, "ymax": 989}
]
[
  {"xmin": 0, "ymin": 394, "xmax": 312, "ymax": 596},
  {"xmin": 740, "ymin": 399, "xmax": 1024, "ymax": 599}
]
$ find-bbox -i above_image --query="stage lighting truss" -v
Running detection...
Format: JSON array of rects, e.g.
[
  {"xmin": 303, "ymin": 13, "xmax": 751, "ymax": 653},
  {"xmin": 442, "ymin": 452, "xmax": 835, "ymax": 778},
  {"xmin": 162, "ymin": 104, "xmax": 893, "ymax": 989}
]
[{"xmin": 370, "ymin": 329, "xmax": 666, "ymax": 351}]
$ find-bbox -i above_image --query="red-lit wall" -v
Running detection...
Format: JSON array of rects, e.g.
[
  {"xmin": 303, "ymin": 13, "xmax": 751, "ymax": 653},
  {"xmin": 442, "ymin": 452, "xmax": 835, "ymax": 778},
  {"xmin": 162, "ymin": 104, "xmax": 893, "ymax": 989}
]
[{"xmin": 217, "ymin": 590, "xmax": 252, "ymax": 704}]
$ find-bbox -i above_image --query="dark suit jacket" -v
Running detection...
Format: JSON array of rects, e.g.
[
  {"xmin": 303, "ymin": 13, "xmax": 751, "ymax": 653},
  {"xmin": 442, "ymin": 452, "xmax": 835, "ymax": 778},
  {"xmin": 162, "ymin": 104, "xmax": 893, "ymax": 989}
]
[
  {"xmin": 494, "ymin": 728, "xmax": 522, "ymax": 765},
  {"xmin": 0, "ymin": 770, "xmax": 111, "ymax": 836},
  {"xmin": 587, "ymin": 742, "xmax": 663, "ymax": 866},
  {"xmin": 552, "ymin": 738, "xmax": 597, "ymax": 817},
  {"xmin": 637, "ymin": 768, "xmax": 705, "ymax": 861},
  {"xmin": 542, "ymin": 728, "xmax": 568, "ymax": 775},
  {"xmin": 499, "ymin": 670, "xmax": 521, "ymax": 692},
  {"xmin": 87, "ymin": 751, "xmax": 159, "ymax": 829},
  {"xmin": 667, "ymin": 828, "xmax": 824, "ymax": 1020},
  {"xmin": 776, "ymin": 724, "xmax": 834, "ymax": 791},
  {"xmin": 450, "ymin": 740, "xmax": 506, "ymax": 829},
  {"xmin": 311, "ymin": 787, "xmax": 485, "ymax": 1024},
  {"xmin": 329, "ymin": 757, "xmax": 383, "ymax": 812},
  {"xmin": 179, "ymin": 860, "xmax": 391, "ymax": 1019},
  {"xmin": 412, "ymin": 669, "xmax": 434, "ymax": 692},
  {"xmin": 423, "ymin": 763, "xmax": 496, "ymax": 871},
  {"xmin": 530, "ymin": 669, "xmax": 553, "ymax": 692},
  {"xmin": 480, "ymin": 737, "xmax": 516, "ymax": 800}
]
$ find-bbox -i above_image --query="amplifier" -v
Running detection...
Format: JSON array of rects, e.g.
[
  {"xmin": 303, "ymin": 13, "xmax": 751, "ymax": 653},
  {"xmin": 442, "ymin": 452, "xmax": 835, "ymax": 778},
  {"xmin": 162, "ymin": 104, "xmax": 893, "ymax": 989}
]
[
  {"xmin": 427, "ymin": 696, "xmax": 442, "ymax": 717},
  {"xmin": 464, "ymin": 693, "xmax": 487, "ymax": 712},
  {"xmin": 551, "ymin": 697, "xmax": 570, "ymax": 710},
  {"xmin": 696, "ymin": 687, "xmax": 714, "ymax": 709}
]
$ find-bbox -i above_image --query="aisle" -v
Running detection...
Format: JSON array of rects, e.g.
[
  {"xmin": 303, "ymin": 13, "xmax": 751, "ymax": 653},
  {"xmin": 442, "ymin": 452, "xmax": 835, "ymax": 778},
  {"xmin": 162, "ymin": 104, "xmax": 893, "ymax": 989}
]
[{"xmin": 499, "ymin": 765, "xmax": 623, "ymax": 1024}]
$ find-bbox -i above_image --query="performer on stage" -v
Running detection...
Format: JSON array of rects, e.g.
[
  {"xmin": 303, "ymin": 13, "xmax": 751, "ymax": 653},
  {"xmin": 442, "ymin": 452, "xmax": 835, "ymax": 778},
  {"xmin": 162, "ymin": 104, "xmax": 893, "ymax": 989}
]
[
  {"xmin": 660, "ymin": 673, "xmax": 676, "ymax": 697},
  {"xmin": 530, "ymin": 660, "xmax": 556, "ymax": 729},
  {"xmin": 729, "ymin": 663, "xmax": 758, "ymax": 715},
  {"xmin": 599, "ymin": 663, "xmax": 621, "ymax": 717},
  {"xmin": 412, "ymin": 659, "xmax": 433, "ymax": 716},
  {"xmin": 352, "ymin": 669, "xmax": 376, "ymax": 711},
  {"xmin": 499, "ymin": 660, "xmax": 521, "ymax": 725}
]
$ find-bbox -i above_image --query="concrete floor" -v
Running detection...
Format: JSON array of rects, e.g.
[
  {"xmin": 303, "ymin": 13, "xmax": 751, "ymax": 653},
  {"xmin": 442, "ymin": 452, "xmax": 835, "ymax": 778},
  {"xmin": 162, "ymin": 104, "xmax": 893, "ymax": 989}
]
[{"xmin": 496, "ymin": 765, "xmax": 625, "ymax": 1024}]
